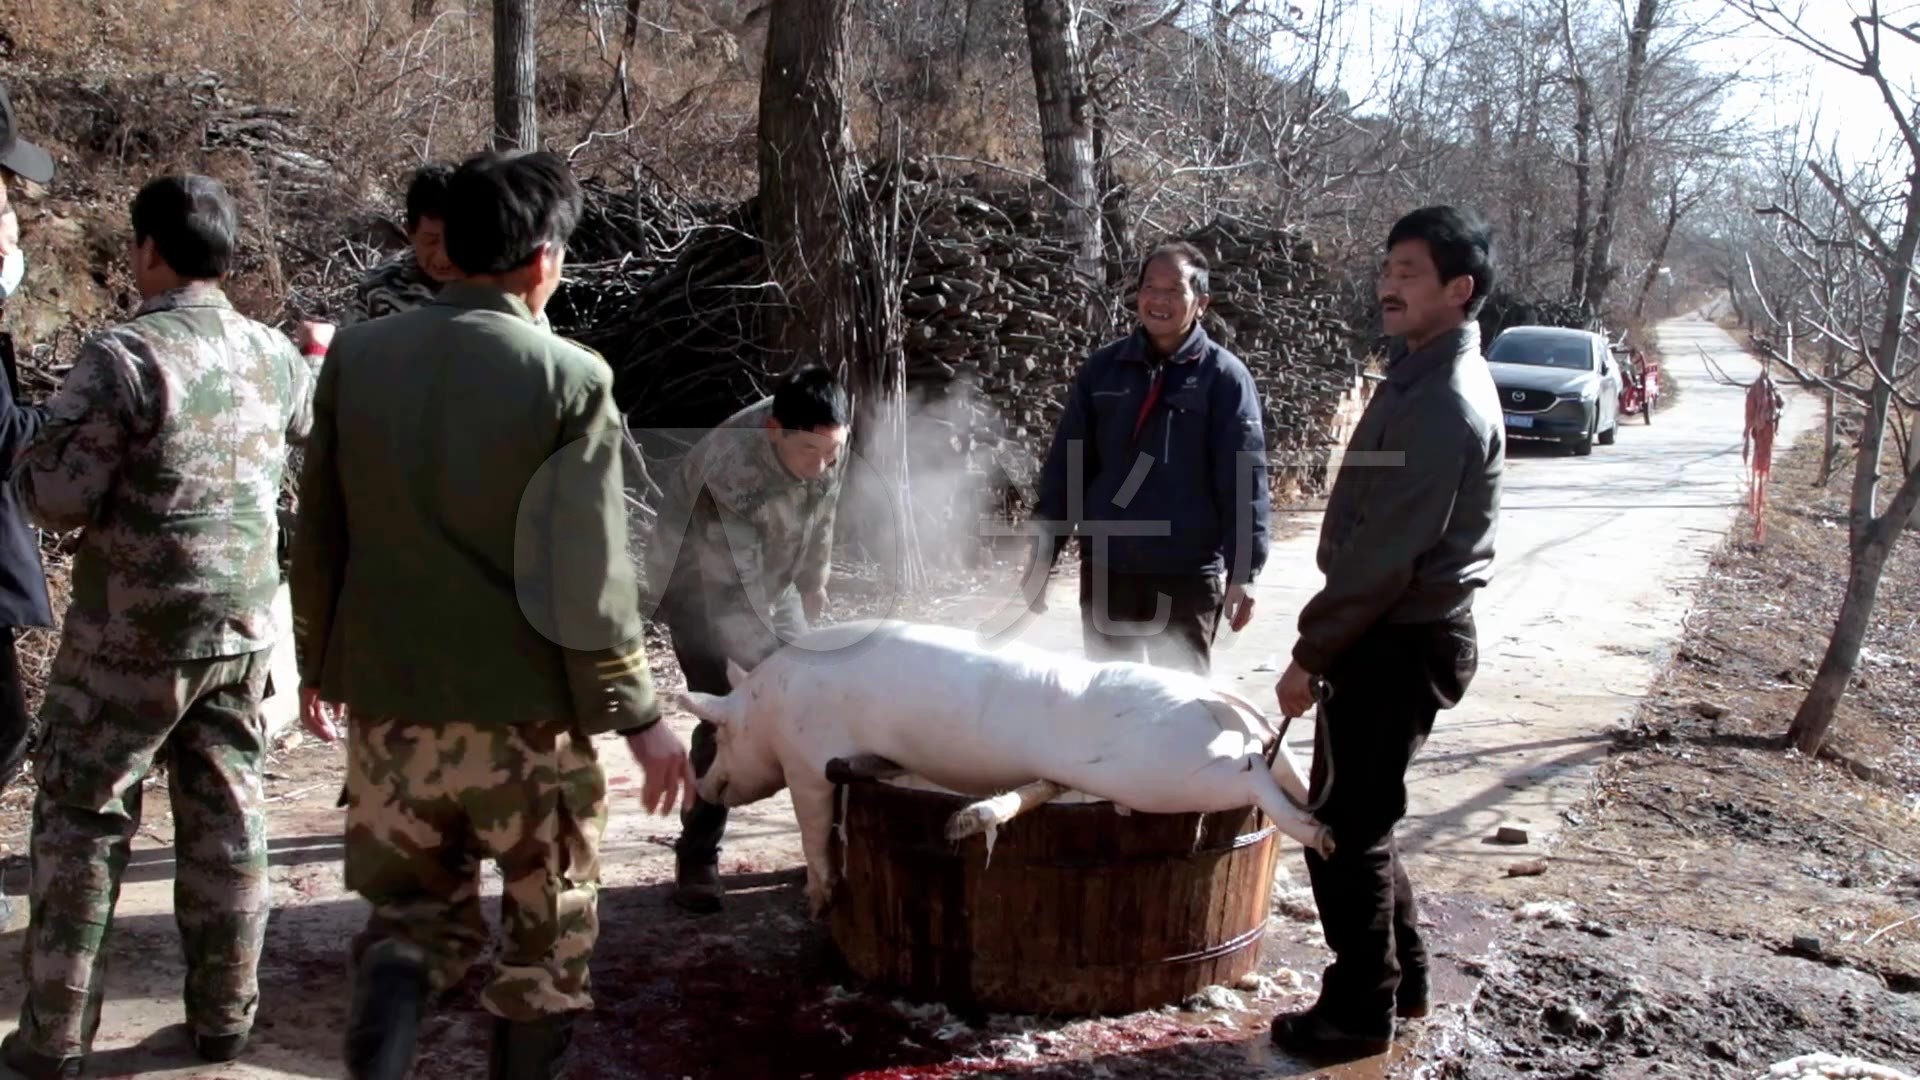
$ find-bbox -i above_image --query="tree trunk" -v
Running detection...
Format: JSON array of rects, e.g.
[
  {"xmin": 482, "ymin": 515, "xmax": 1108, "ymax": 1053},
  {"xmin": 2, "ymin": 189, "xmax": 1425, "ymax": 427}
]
[
  {"xmin": 1908, "ymin": 419, "xmax": 1920, "ymax": 528},
  {"xmin": 1820, "ymin": 340, "xmax": 1839, "ymax": 485},
  {"xmin": 492, "ymin": 0, "xmax": 538, "ymax": 151},
  {"xmin": 1560, "ymin": 0, "xmax": 1593, "ymax": 305},
  {"xmin": 1094, "ymin": 117, "xmax": 1131, "ymax": 289},
  {"xmin": 1631, "ymin": 182, "xmax": 1683, "ymax": 319},
  {"xmin": 757, "ymin": 0, "xmax": 857, "ymax": 368},
  {"xmin": 1788, "ymin": 468, "xmax": 1920, "ymax": 755},
  {"xmin": 1785, "ymin": 173, "xmax": 1920, "ymax": 754},
  {"xmin": 1023, "ymin": 0, "xmax": 1103, "ymax": 296},
  {"xmin": 1567, "ymin": 87, "xmax": 1593, "ymax": 304},
  {"xmin": 1581, "ymin": 0, "xmax": 1660, "ymax": 316}
]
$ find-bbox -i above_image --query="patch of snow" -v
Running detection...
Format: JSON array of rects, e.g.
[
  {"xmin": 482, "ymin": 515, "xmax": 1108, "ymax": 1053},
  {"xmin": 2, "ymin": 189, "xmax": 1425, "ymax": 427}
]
[
  {"xmin": 1768, "ymin": 1053, "xmax": 1916, "ymax": 1080},
  {"xmin": 1235, "ymin": 969, "xmax": 1306, "ymax": 999},
  {"xmin": 1182, "ymin": 985, "xmax": 1247, "ymax": 1012},
  {"xmin": 1515, "ymin": 900, "xmax": 1578, "ymax": 927}
]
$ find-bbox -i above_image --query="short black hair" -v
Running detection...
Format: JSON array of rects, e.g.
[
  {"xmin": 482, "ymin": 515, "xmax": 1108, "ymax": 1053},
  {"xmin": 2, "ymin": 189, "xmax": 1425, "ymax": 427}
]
[
  {"xmin": 1386, "ymin": 206, "xmax": 1495, "ymax": 317},
  {"xmin": 1136, "ymin": 242, "xmax": 1211, "ymax": 298},
  {"xmin": 443, "ymin": 150, "xmax": 583, "ymax": 277},
  {"xmin": 404, "ymin": 163, "xmax": 455, "ymax": 232},
  {"xmin": 130, "ymin": 174, "xmax": 237, "ymax": 280},
  {"xmin": 772, "ymin": 364, "xmax": 850, "ymax": 431}
]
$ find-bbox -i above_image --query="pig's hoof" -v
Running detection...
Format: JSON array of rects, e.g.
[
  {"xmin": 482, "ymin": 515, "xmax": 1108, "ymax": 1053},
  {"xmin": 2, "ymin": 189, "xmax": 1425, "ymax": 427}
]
[{"xmin": 946, "ymin": 806, "xmax": 993, "ymax": 842}]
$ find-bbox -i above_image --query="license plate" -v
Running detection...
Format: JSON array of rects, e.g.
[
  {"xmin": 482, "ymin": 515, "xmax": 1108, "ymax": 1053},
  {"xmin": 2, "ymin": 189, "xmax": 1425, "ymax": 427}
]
[{"xmin": 1505, "ymin": 413, "xmax": 1534, "ymax": 429}]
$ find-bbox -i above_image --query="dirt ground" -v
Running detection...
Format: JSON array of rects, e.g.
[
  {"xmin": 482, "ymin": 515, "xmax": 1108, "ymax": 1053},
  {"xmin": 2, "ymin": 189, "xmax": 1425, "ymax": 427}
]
[
  {"xmin": 1428, "ymin": 433, "xmax": 1920, "ymax": 1078},
  {"xmin": 4, "ymin": 329, "xmax": 1918, "ymax": 1079}
]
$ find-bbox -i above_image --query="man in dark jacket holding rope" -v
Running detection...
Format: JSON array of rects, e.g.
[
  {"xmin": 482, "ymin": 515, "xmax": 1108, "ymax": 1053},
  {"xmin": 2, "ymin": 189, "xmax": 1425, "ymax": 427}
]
[{"xmin": 1270, "ymin": 206, "xmax": 1505, "ymax": 1060}]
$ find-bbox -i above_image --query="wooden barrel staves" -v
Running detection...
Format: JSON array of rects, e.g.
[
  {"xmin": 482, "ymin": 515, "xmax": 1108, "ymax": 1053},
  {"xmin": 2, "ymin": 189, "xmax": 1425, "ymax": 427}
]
[{"xmin": 826, "ymin": 778, "xmax": 1281, "ymax": 1016}]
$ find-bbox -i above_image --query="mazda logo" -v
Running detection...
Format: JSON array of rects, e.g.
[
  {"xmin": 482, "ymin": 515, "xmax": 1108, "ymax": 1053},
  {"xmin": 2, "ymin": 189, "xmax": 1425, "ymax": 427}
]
[{"xmin": 1510, "ymin": 390, "xmax": 1525, "ymax": 402}]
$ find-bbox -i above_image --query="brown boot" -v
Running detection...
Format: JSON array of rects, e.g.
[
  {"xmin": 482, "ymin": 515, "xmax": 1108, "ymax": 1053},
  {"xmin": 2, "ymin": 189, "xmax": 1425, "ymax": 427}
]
[{"xmin": 672, "ymin": 862, "xmax": 724, "ymax": 914}]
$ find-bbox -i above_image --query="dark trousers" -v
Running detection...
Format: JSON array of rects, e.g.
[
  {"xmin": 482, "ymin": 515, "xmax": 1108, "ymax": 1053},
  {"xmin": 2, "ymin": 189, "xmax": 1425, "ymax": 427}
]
[
  {"xmin": 0, "ymin": 628, "xmax": 33, "ymax": 779},
  {"xmin": 665, "ymin": 610, "xmax": 732, "ymax": 869},
  {"xmin": 1303, "ymin": 612, "xmax": 1478, "ymax": 1031},
  {"xmin": 1077, "ymin": 562, "xmax": 1224, "ymax": 676}
]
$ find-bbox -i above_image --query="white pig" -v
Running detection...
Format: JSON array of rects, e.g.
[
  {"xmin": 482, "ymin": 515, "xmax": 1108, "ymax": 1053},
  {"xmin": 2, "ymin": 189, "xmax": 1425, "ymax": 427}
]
[{"xmin": 672, "ymin": 618, "xmax": 1332, "ymax": 917}]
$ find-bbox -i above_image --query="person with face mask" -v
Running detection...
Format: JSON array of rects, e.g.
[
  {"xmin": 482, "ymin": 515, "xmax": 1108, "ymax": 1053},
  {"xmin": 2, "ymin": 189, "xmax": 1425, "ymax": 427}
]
[
  {"xmin": 643, "ymin": 363, "xmax": 851, "ymax": 913},
  {"xmin": 0, "ymin": 81, "xmax": 58, "ymax": 787}
]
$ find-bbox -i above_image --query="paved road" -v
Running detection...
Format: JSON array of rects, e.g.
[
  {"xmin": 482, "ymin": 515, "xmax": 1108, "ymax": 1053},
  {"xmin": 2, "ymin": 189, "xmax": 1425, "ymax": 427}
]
[
  {"xmin": 989, "ymin": 312, "xmax": 1816, "ymax": 892},
  {"xmin": 0, "ymin": 313, "xmax": 1814, "ymax": 1077}
]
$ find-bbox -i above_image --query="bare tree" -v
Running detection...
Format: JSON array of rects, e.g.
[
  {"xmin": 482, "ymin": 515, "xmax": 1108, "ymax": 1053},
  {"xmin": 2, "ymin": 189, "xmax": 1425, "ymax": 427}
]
[
  {"xmin": 1728, "ymin": 0, "xmax": 1920, "ymax": 757},
  {"xmin": 1023, "ymin": 0, "xmax": 1103, "ymax": 292},
  {"xmin": 758, "ymin": 0, "xmax": 859, "ymax": 365},
  {"xmin": 1578, "ymin": 0, "xmax": 1662, "ymax": 314},
  {"xmin": 493, "ymin": 0, "xmax": 539, "ymax": 150}
]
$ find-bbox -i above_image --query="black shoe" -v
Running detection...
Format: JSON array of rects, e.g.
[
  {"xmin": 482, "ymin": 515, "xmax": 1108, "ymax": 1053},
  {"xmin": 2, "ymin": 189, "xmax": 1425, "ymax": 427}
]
[
  {"xmin": 1269, "ymin": 1006, "xmax": 1393, "ymax": 1062},
  {"xmin": 194, "ymin": 1030, "xmax": 249, "ymax": 1062},
  {"xmin": 672, "ymin": 862, "xmax": 724, "ymax": 914},
  {"xmin": 488, "ymin": 1013, "xmax": 577, "ymax": 1080},
  {"xmin": 1397, "ymin": 969, "xmax": 1431, "ymax": 1019},
  {"xmin": 1, "ymin": 1031, "xmax": 83, "ymax": 1079},
  {"xmin": 345, "ymin": 945, "xmax": 431, "ymax": 1080}
]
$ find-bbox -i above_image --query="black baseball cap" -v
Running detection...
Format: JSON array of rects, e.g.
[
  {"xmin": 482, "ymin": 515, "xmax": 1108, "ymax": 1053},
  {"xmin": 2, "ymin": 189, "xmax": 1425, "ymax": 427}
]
[{"xmin": 0, "ymin": 83, "xmax": 54, "ymax": 185}]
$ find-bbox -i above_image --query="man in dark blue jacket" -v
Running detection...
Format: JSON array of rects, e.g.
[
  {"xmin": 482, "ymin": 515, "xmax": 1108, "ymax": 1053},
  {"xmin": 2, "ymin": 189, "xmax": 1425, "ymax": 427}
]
[
  {"xmin": 0, "ymin": 83, "xmax": 57, "ymax": 784},
  {"xmin": 1027, "ymin": 242, "xmax": 1269, "ymax": 675}
]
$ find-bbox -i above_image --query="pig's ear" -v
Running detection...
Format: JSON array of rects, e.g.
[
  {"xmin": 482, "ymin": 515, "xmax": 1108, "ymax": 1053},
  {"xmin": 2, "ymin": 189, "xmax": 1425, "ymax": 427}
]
[
  {"xmin": 725, "ymin": 658, "xmax": 751, "ymax": 689},
  {"xmin": 676, "ymin": 689, "xmax": 739, "ymax": 727}
]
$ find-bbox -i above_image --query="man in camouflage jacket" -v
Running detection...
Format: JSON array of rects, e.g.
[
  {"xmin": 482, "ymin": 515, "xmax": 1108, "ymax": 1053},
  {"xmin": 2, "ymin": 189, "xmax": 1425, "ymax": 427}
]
[
  {"xmin": 339, "ymin": 161, "xmax": 548, "ymax": 332},
  {"xmin": 2, "ymin": 175, "xmax": 317, "ymax": 1077},
  {"xmin": 644, "ymin": 364, "xmax": 849, "ymax": 912}
]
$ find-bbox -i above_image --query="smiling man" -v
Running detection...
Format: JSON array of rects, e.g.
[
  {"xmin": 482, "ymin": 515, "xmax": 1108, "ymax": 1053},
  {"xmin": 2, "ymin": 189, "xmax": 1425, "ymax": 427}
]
[
  {"xmin": 1027, "ymin": 242, "xmax": 1270, "ymax": 676},
  {"xmin": 643, "ymin": 364, "xmax": 850, "ymax": 913},
  {"xmin": 1269, "ymin": 206, "xmax": 1505, "ymax": 1059}
]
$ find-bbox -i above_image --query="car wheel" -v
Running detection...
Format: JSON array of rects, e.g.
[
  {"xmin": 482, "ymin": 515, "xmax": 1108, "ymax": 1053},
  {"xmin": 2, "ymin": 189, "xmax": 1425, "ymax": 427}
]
[
  {"xmin": 1598, "ymin": 420, "xmax": 1617, "ymax": 446},
  {"xmin": 1573, "ymin": 415, "xmax": 1595, "ymax": 457}
]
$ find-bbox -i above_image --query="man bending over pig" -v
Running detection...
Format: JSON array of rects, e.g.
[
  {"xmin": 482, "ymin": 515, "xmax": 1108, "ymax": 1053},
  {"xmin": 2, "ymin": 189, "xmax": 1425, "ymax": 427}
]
[
  {"xmin": 1270, "ymin": 206, "xmax": 1505, "ymax": 1060},
  {"xmin": 1027, "ymin": 241, "xmax": 1270, "ymax": 675},
  {"xmin": 644, "ymin": 364, "xmax": 850, "ymax": 912}
]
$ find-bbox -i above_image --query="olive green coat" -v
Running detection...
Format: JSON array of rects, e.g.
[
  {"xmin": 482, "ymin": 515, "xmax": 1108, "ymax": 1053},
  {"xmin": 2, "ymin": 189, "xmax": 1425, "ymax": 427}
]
[{"xmin": 288, "ymin": 282, "xmax": 657, "ymax": 736}]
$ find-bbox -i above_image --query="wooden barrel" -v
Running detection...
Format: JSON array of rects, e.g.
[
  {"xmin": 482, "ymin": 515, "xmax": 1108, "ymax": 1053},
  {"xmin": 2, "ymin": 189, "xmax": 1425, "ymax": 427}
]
[{"xmin": 826, "ymin": 778, "xmax": 1281, "ymax": 1016}]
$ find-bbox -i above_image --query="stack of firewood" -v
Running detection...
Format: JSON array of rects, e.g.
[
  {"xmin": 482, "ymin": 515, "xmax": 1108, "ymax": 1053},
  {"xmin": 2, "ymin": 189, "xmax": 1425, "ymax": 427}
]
[{"xmin": 551, "ymin": 160, "xmax": 1363, "ymax": 510}]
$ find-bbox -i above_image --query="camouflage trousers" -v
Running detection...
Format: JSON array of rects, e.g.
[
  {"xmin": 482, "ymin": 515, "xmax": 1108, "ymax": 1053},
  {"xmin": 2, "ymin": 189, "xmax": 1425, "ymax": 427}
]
[
  {"xmin": 343, "ymin": 716, "xmax": 607, "ymax": 1021},
  {"xmin": 13, "ymin": 644, "xmax": 273, "ymax": 1061}
]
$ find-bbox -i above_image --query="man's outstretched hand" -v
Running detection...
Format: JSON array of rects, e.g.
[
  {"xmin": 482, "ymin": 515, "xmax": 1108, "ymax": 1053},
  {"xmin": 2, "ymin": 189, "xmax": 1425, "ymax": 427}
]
[
  {"xmin": 300, "ymin": 687, "xmax": 345, "ymax": 742},
  {"xmin": 626, "ymin": 723, "xmax": 697, "ymax": 816}
]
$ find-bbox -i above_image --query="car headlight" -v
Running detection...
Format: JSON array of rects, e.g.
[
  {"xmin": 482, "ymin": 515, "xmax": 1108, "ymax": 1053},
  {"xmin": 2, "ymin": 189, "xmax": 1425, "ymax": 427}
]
[{"xmin": 1557, "ymin": 386, "xmax": 1598, "ymax": 403}]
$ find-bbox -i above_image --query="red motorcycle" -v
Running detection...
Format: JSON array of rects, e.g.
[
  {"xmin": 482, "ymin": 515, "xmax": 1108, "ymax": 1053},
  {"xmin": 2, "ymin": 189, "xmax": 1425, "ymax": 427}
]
[{"xmin": 1617, "ymin": 347, "xmax": 1658, "ymax": 423}]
